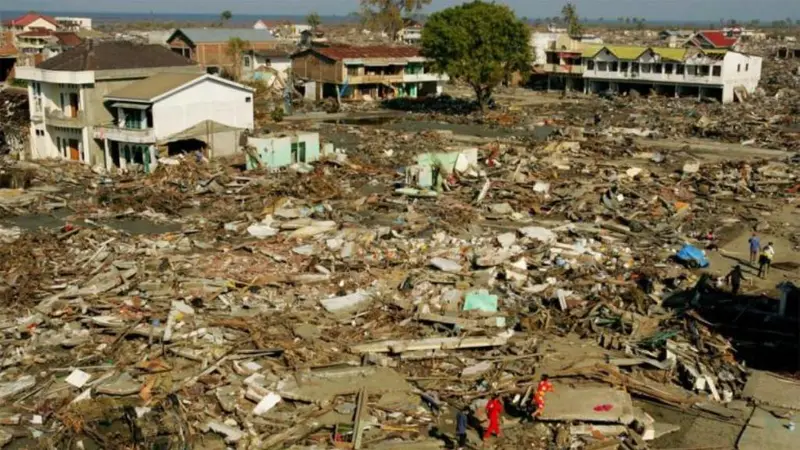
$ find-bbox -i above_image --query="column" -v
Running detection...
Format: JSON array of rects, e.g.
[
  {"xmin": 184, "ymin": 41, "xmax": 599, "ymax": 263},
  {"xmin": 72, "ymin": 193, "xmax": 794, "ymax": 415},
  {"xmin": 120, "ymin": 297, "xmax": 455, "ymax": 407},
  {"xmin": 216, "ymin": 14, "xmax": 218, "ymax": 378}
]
[
  {"xmin": 104, "ymin": 138, "xmax": 111, "ymax": 170},
  {"xmin": 81, "ymin": 127, "xmax": 90, "ymax": 164},
  {"xmin": 148, "ymin": 145, "xmax": 158, "ymax": 171}
]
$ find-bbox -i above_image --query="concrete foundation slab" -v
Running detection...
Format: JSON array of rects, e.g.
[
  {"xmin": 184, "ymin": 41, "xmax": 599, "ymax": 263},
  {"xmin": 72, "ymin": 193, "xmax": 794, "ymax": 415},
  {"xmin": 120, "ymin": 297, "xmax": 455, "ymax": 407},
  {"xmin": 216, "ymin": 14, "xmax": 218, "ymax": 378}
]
[
  {"xmin": 537, "ymin": 386, "xmax": 635, "ymax": 423},
  {"xmin": 742, "ymin": 370, "xmax": 800, "ymax": 411},
  {"xmin": 737, "ymin": 407, "xmax": 797, "ymax": 450}
]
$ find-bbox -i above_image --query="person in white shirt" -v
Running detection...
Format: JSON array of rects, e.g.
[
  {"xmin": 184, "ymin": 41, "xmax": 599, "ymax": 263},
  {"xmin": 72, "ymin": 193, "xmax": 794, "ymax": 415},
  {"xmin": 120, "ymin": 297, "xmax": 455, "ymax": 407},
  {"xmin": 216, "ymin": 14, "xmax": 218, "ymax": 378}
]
[{"xmin": 758, "ymin": 242, "xmax": 775, "ymax": 278}]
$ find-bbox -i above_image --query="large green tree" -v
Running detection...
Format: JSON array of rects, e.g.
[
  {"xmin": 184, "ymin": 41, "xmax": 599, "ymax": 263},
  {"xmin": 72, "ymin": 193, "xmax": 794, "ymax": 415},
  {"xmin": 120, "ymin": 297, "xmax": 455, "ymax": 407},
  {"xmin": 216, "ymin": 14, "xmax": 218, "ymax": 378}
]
[
  {"xmin": 226, "ymin": 37, "xmax": 249, "ymax": 81},
  {"xmin": 422, "ymin": 1, "xmax": 531, "ymax": 110},
  {"xmin": 561, "ymin": 2, "xmax": 583, "ymax": 36},
  {"xmin": 360, "ymin": 0, "xmax": 431, "ymax": 38}
]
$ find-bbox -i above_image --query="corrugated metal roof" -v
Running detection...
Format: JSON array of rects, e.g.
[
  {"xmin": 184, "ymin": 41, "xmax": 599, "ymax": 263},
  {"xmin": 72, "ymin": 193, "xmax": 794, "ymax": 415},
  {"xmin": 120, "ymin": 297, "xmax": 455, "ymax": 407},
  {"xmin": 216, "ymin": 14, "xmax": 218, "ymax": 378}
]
[
  {"xmin": 177, "ymin": 28, "xmax": 275, "ymax": 44},
  {"xmin": 106, "ymin": 72, "xmax": 204, "ymax": 101},
  {"xmin": 696, "ymin": 31, "xmax": 738, "ymax": 48},
  {"xmin": 603, "ymin": 45, "xmax": 647, "ymax": 60},
  {"xmin": 312, "ymin": 45, "xmax": 421, "ymax": 61},
  {"xmin": 650, "ymin": 47, "xmax": 687, "ymax": 61}
]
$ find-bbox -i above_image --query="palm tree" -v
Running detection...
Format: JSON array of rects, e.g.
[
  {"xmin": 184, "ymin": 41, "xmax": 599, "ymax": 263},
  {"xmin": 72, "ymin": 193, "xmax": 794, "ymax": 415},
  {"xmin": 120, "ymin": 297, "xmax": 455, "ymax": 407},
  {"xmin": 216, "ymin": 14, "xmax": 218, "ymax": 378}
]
[{"xmin": 226, "ymin": 37, "xmax": 249, "ymax": 81}]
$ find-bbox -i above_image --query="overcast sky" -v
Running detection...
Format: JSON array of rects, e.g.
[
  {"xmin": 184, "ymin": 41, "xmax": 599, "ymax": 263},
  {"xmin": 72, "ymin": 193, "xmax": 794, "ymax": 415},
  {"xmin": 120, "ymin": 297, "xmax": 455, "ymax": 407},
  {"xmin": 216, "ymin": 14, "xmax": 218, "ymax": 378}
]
[{"xmin": 9, "ymin": 0, "xmax": 800, "ymax": 21}]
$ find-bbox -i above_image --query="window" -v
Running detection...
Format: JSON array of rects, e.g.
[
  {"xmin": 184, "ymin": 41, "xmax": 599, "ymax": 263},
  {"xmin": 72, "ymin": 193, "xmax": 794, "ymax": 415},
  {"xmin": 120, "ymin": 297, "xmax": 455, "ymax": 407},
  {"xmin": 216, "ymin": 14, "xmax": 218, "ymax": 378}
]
[
  {"xmin": 665, "ymin": 64, "xmax": 674, "ymax": 74},
  {"xmin": 745, "ymin": 63, "xmax": 749, "ymax": 71},
  {"xmin": 243, "ymin": 56, "xmax": 251, "ymax": 68},
  {"xmin": 124, "ymin": 109, "xmax": 142, "ymax": 129},
  {"xmin": 631, "ymin": 62, "xmax": 640, "ymax": 73},
  {"xmin": 620, "ymin": 62, "xmax": 629, "ymax": 72},
  {"xmin": 291, "ymin": 143, "xmax": 298, "ymax": 163},
  {"xmin": 587, "ymin": 60, "xmax": 595, "ymax": 70},
  {"xmin": 737, "ymin": 64, "xmax": 741, "ymax": 72},
  {"xmin": 712, "ymin": 66, "xmax": 721, "ymax": 76},
  {"xmin": 676, "ymin": 64, "xmax": 685, "ymax": 75},
  {"xmin": 347, "ymin": 65, "xmax": 361, "ymax": 76},
  {"xmin": 654, "ymin": 63, "xmax": 663, "ymax": 74},
  {"xmin": 56, "ymin": 137, "xmax": 61, "ymax": 156},
  {"xmin": 597, "ymin": 62, "xmax": 608, "ymax": 71},
  {"xmin": 641, "ymin": 63, "xmax": 651, "ymax": 74},
  {"xmin": 686, "ymin": 65, "xmax": 697, "ymax": 76},
  {"xmin": 610, "ymin": 62, "xmax": 619, "ymax": 72},
  {"xmin": 245, "ymin": 97, "xmax": 251, "ymax": 103},
  {"xmin": 298, "ymin": 142, "xmax": 307, "ymax": 163},
  {"xmin": 699, "ymin": 65, "xmax": 710, "ymax": 76}
]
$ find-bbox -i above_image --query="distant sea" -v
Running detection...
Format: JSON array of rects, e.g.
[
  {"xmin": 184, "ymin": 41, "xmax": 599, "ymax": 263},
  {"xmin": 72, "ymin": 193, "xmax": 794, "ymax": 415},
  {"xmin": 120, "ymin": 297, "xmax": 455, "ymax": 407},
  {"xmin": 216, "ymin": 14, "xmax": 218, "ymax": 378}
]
[
  {"xmin": 0, "ymin": 10, "xmax": 725, "ymax": 27},
  {"xmin": 0, "ymin": 10, "xmax": 355, "ymax": 26}
]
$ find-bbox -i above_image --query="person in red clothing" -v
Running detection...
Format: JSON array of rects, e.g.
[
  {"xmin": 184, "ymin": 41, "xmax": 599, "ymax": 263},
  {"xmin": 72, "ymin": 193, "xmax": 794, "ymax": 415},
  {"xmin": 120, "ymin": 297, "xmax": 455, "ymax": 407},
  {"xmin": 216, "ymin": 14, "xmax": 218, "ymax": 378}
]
[
  {"xmin": 533, "ymin": 375, "xmax": 555, "ymax": 418},
  {"xmin": 483, "ymin": 395, "xmax": 503, "ymax": 440}
]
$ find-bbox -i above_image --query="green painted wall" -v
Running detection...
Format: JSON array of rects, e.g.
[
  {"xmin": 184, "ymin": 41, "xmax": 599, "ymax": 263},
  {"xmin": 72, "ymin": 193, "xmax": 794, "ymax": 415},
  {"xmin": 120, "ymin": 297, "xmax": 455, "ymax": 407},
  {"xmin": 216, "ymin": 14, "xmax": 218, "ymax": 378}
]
[{"xmin": 246, "ymin": 132, "xmax": 320, "ymax": 170}]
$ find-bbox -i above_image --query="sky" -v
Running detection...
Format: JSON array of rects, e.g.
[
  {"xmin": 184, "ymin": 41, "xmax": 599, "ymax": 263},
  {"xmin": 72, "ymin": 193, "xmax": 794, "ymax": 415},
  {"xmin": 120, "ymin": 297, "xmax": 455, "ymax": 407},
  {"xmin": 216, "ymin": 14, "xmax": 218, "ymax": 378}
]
[{"xmin": 5, "ymin": 0, "xmax": 800, "ymax": 21}]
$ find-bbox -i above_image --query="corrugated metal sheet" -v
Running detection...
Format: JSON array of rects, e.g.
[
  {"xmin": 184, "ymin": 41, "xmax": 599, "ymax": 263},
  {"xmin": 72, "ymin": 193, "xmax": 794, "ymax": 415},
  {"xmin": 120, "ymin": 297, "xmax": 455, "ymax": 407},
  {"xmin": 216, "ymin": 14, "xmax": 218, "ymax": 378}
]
[{"xmin": 178, "ymin": 28, "xmax": 275, "ymax": 44}]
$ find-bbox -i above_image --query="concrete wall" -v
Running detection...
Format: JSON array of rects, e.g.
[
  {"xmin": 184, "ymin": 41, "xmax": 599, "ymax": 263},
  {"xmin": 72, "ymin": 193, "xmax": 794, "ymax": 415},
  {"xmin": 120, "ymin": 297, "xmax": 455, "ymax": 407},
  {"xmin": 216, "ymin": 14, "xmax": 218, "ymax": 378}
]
[
  {"xmin": 246, "ymin": 132, "xmax": 320, "ymax": 170},
  {"xmin": 152, "ymin": 77, "xmax": 254, "ymax": 140}
]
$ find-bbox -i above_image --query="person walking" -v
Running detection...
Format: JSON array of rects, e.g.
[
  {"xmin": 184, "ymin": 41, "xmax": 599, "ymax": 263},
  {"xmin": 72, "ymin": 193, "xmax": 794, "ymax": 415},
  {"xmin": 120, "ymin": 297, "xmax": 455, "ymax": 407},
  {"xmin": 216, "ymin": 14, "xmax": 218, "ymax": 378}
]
[
  {"xmin": 455, "ymin": 406, "xmax": 469, "ymax": 450},
  {"xmin": 483, "ymin": 396, "xmax": 503, "ymax": 441},
  {"xmin": 748, "ymin": 233, "xmax": 761, "ymax": 266},
  {"xmin": 758, "ymin": 242, "xmax": 775, "ymax": 278},
  {"xmin": 532, "ymin": 375, "xmax": 555, "ymax": 418},
  {"xmin": 726, "ymin": 265, "xmax": 747, "ymax": 296}
]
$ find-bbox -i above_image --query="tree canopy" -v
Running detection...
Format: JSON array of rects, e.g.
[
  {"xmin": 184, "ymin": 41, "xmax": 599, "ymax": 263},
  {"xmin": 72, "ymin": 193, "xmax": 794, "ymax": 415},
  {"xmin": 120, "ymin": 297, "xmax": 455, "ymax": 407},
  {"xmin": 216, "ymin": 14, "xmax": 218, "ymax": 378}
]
[
  {"xmin": 422, "ymin": 1, "xmax": 531, "ymax": 110},
  {"xmin": 360, "ymin": 0, "xmax": 431, "ymax": 38},
  {"xmin": 561, "ymin": 2, "xmax": 583, "ymax": 36},
  {"xmin": 226, "ymin": 37, "xmax": 249, "ymax": 81},
  {"xmin": 220, "ymin": 10, "xmax": 233, "ymax": 26},
  {"xmin": 307, "ymin": 12, "xmax": 322, "ymax": 30}
]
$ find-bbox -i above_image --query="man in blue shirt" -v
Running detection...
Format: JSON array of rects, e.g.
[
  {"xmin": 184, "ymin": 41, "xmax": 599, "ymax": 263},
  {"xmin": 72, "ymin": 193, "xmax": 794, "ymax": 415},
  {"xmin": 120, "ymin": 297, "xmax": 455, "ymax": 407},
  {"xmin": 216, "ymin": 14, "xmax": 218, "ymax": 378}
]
[
  {"xmin": 455, "ymin": 406, "xmax": 469, "ymax": 450},
  {"xmin": 748, "ymin": 233, "xmax": 761, "ymax": 266}
]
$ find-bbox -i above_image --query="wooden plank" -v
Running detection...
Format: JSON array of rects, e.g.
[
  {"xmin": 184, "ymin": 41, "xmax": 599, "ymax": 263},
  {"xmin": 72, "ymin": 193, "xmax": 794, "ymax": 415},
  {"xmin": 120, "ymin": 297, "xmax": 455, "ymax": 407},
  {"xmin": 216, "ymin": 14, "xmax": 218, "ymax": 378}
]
[{"xmin": 353, "ymin": 387, "xmax": 367, "ymax": 450}]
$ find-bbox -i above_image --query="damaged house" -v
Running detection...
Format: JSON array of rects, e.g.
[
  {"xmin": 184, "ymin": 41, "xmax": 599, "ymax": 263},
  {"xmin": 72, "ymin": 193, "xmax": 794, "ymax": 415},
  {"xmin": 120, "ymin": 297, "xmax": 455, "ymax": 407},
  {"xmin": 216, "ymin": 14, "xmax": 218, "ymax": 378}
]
[
  {"xmin": 291, "ymin": 45, "xmax": 448, "ymax": 102},
  {"xmin": 581, "ymin": 45, "xmax": 762, "ymax": 103},
  {"xmin": 17, "ymin": 40, "xmax": 254, "ymax": 171}
]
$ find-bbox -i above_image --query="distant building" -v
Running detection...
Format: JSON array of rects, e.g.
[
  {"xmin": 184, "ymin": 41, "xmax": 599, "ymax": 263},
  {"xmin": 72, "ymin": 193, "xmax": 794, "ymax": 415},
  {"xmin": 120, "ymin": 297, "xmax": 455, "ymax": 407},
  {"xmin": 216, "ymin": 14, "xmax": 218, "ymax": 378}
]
[
  {"xmin": 3, "ymin": 13, "xmax": 58, "ymax": 33},
  {"xmin": 55, "ymin": 17, "xmax": 93, "ymax": 31},
  {"xmin": 253, "ymin": 20, "xmax": 310, "ymax": 39},
  {"xmin": 167, "ymin": 28, "xmax": 277, "ymax": 75},
  {"xmin": 582, "ymin": 45, "xmax": 762, "ymax": 103},
  {"xmin": 686, "ymin": 30, "xmax": 740, "ymax": 50},
  {"xmin": 16, "ymin": 41, "xmax": 204, "ymax": 167},
  {"xmin": 530, "ymin": 32, "xmax": 603, "ymax": 92},
  {"xmin": 291, "ymin": 45, "xmax": 448, "ymax": 102},
  {"xmin": 242, "ymin": 48, "xmax": 292, "ymax": 84},
  {"xmin": 15, "ymin": 30, "xmax": 81, "ymax": 59}
]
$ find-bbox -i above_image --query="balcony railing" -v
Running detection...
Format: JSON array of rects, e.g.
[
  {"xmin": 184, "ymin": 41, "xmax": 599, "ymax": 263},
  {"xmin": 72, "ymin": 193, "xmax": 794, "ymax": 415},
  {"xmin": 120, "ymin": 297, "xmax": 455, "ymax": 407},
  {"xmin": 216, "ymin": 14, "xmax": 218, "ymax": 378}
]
[
  {"xmin": 44, "ymin": 108, "xmax": 87, "ymax": 127},
  {"xmin": 93, "ymin": 124, "xmax": 156, "ymax": 144}
]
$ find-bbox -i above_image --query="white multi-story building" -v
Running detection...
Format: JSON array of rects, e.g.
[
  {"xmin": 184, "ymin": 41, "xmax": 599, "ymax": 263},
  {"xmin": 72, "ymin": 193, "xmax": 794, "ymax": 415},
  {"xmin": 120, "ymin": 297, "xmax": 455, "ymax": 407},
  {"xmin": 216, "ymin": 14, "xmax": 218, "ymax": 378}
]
[
  {"xmin": 16, "ymin": 41, "xmax": 254, "ymax": 171},
  {"xmin": 582, "ymin": 45, "xmax": 762, "ymax": 103},
  {"xmin": 55, "ymin": 17, "xmax": 93, "ymax": 31}
]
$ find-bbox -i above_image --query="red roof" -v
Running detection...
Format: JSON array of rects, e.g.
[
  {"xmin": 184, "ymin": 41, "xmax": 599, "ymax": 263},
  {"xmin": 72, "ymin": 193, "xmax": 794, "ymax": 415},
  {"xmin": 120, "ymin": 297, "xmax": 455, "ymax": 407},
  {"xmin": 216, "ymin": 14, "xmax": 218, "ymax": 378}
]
[
  {"xmin": 313, "ymin": 45, "xmax": 421, "ymax": 60},
  {"xmin": 697, "ymin": 31, "xmax": 738, "ymax": 48},
  {"xmin": 8, "ymin": 13, "xmax": 58, "ymax": 27}
]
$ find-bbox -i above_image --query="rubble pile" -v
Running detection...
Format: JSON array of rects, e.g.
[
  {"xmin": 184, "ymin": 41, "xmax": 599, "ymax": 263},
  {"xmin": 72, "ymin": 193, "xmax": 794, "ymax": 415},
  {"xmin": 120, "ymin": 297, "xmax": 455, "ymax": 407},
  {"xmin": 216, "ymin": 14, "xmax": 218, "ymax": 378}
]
[{"xmin": 1, "ymin": 121, "xmax": 799, "ymax": 450}]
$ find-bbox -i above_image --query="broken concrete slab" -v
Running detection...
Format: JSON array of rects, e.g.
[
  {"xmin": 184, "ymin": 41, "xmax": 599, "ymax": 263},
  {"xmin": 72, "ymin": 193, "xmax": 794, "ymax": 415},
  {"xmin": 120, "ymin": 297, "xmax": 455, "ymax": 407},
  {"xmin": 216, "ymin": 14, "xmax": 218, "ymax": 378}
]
[
  {"xmin": 742, "ymin": 370, "xmax": 800, "ymax": 411},
  {"xmin": 350, "ymin": 330, "xmax": 513, "ymax": 354},
  {"xmin": 319, "ymin": 291, "xmax": 372, "ymax": 314},
  {"xmin": 430, "ymin": 257, "xmax": 463, "ymax": 273},
  {"xmin": 0, "ymin": 375, "xmax": 36, "ymax": 400},
  {"xmin": 537, "ymin": 386, "xmax": 635, "ymax": 424},
  {"xmin": 737, "ymin": 407, "xmax": 797, "ymax": 450},
  {"xmin": 276, "ymin": 366, "xmax": 412, "ymax": 404}
]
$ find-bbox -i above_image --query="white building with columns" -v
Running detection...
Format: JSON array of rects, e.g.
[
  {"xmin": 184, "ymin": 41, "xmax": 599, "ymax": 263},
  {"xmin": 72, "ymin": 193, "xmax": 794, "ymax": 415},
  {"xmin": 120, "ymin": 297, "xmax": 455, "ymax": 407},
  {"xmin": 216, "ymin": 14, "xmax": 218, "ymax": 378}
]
[
  {"xmin": 15, "ymin": 40, "xmax": 251, "ymax": 170},
  {"xmin": 581, "ymin": 45, "xmax": 762, "ymax": 103}
]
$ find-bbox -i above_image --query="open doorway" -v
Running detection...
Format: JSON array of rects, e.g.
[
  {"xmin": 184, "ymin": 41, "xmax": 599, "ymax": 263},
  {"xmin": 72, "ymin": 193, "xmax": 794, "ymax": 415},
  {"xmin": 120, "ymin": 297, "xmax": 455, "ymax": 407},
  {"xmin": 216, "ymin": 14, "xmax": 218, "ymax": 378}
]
[{"xmin": 67, "ymin": 139, "xmax": 80, "ymax": 161}]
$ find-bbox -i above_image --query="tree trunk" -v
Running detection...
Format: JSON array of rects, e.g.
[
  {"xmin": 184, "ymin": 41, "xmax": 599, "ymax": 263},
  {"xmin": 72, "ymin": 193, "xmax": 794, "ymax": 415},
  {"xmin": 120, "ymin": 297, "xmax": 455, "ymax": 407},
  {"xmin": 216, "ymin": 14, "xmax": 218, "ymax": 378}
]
[{"xmin": 472, "ymin": 85, "xmax": 493, "ymax": 113}]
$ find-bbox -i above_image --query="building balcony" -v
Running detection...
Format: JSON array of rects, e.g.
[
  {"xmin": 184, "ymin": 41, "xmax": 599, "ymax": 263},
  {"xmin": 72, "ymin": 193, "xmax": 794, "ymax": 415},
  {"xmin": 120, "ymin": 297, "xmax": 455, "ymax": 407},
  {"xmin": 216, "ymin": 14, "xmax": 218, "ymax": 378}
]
[
  {"xmin": 543, "ymin": 63, "xmax": 585, "ymax": 75},
  {"xmin": 402, "ymin": 73, "xmax": 450, "ymax": 83},
  {"xmin": 93, "ymin": 124, "xmax": 156, "ymax": 144},
  {"xmin": 347, "ymin": 74, "xmax": 405, "ymax": 84},
  {"xmin": 44, "ymin": 108, "xmax": 88, "ymax": 127},
  {"xmin": 584, "ymin": 69, "xmax": 725, "ymax": 86}
]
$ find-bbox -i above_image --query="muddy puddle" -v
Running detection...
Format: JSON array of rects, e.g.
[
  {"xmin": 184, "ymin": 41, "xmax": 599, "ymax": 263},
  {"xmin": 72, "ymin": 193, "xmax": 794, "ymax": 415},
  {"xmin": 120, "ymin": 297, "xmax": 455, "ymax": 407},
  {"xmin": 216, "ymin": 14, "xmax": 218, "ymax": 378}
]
[{"xmin": 1, "ymin": 211, "xmax": 181, "ymax": 235}]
